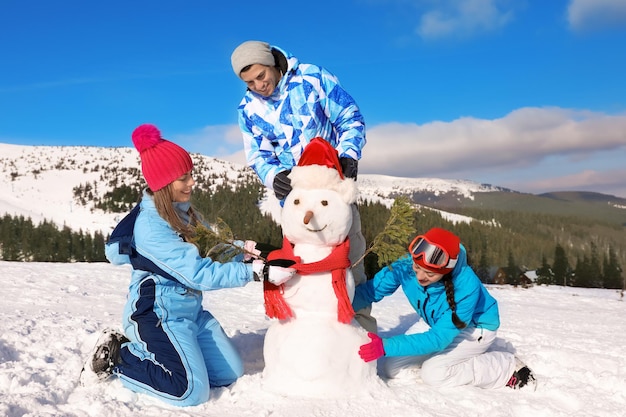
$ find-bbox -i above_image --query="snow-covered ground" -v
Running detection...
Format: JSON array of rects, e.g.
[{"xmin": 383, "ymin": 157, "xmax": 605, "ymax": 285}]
[{"xmin": 1, "ymin": 261, "xmax": 624, "ymax": 417}]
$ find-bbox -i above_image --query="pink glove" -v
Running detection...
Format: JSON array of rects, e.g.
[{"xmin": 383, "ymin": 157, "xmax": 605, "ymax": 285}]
[
  {"xmin": 243, "ymin": 240, "xmax": 261, "ymax": 261},
  {"xmin": 358, "ymin": 332, "xmax": 385, "ymax": 362}
]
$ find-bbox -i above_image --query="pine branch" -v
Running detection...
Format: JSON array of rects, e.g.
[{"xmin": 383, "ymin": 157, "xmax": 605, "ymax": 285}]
[
  {"xmin": 353, "ymin": 196, "xmax": 415, "ymax": 269},
  {"xmin": 191, "ymin": 220, "xmax": 265, "ymax": 263}
]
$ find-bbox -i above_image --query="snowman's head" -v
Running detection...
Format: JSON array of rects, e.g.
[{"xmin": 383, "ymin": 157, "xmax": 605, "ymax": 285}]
[{"xmin": 281, "ymin": 164, "xmax": 357, "ymax": 247}]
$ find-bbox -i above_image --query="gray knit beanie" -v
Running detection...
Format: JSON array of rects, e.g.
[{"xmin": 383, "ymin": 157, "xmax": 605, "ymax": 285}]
[{"xmin": 231, "ymin": 41, "xmax": 275, "ymax": 78}]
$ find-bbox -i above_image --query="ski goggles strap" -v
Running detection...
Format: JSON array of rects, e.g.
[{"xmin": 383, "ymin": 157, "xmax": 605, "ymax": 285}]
[{"xmin": 409, "ymin": 235, "xmax": 457, "ymax": 270}]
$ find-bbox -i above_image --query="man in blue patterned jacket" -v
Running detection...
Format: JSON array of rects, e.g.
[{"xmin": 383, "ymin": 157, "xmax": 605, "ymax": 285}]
[{"xmin": 230, "ymin": 40, "xmax": 376, "ymax": 333}]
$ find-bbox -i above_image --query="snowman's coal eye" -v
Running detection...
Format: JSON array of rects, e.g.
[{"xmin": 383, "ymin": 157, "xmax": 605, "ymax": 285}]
[
  {"xmin": 321, "ymin": 200, "xmax": 328, "ymax": 206},
  {"xmin": 294, "ymin": 199, "xmax": 300, "ymax": 205}
]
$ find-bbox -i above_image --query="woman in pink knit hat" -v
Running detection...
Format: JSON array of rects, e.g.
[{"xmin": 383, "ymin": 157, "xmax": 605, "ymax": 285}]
[
  {"xmin": 353, "ymin": 227, "xmax": 537, "ymax": 391},
  {"xmin": 83, "ymin": 124, "xmax": 293, "ymax": 407}
]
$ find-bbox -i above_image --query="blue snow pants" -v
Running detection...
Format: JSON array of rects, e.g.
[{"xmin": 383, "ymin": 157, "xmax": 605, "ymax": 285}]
[{"xmin": 113, "ymin": 276, "xmax": 244, "ymax": 407}]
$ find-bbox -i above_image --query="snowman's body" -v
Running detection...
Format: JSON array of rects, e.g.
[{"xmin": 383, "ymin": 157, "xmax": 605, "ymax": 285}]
[{"xmin": 262, "ymin": 164, "xmax": 378, "ymax": 398}]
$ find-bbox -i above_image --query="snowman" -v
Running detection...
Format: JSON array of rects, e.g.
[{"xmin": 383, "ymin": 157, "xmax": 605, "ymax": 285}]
[{"xmin": 261, "ymin": 138, "xmax": 379, "ymax": 398}]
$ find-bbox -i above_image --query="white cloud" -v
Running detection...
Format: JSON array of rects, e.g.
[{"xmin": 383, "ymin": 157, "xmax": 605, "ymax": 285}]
[
  {"xmin": 567, "ymin": 0, "xmax": 626, "ymax": 31},
  {"xmin": 360, "ymin": 107, "xmax": 626, "ymax": 196},
  {"xmin": 362, "ymin": 107, "xmax": 626, "ymax": 175},
  {"xmin": 174, "ymin": 125, "xmax": 243, "ymax": 159},
  {"xmin": 220, "ymin": 148, "xmax": 247, "ymax": 166},
  {"xmin": 517, "ymin": 168, "xmax": 626, "ymax": 195},
  {"xmin": 416, "ymin": 0, "xmax": 514, "ymax": 40}
]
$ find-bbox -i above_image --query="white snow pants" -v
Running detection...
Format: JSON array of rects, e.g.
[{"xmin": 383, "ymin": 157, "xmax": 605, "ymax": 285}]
[{"xmin": 381, "ymin": 327, "xmax": 516, "ymax": 389}]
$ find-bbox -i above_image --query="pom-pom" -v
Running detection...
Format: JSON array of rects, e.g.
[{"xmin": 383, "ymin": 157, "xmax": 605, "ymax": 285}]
[{"xmin": 132, "ymin": 124, "xmax": 162, "ymax": 152}]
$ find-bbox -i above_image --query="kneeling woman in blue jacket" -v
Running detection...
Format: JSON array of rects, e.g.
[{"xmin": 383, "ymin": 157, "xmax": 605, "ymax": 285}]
[
  {"xmin": 353, "ymin": 227, "xmax": 536, "ymax": 390},
  {"xmin": 87, "ymin": 124, "xmax": 274, "ymax": 406}
]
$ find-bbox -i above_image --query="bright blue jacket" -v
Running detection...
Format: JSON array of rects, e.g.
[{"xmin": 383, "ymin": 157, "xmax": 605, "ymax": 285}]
[
  {"xmin": 236, "ymin": 45, "xmax": 366, "ymax": 190},
  {"xmin": 353, "ymin": 245, "xmax": 500, "ymax": 357}
]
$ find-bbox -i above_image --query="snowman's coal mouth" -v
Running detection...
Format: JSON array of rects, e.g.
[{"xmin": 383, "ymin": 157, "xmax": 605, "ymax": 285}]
[{"xmin": 305, "ymin": 225, "xmax": 327, "ymax": 233}]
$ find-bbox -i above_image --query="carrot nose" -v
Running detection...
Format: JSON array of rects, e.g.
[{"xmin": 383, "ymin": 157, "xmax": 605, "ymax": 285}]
[{"xmin": 303, "ymin": 210, "xmax": 314, "ymax": 225}]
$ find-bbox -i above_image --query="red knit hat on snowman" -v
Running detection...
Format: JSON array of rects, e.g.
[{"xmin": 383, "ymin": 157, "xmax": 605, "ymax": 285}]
[
  {"xmin": 131, "ymin": 124, "xmax": 193, "ymax": 192},
  {"xmin": 286, "ymin": 137, "xmax": 358, "ymax": 204},
  {"xmin": 296, "ymin": 137, "xmax": 344, "ymax": 178}
]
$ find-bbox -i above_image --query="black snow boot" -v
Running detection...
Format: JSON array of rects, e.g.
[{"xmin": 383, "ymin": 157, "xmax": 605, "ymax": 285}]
[
  {"xmin": 506, "ymin": 357, "xmax": 537, "ymax": 391},
  {"xmin": 90, "ymin": 328, "xmax": 128, "ymax": 379}
]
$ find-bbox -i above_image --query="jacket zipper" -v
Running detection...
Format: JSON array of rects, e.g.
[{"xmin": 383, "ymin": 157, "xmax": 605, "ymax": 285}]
[{"xmin": 422, "ymin": 294, "xmax": 431, "ymax": 325}]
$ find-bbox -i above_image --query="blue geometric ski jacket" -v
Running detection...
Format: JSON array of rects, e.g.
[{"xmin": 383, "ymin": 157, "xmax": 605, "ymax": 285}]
[{"xmin": 236, "ymin": 45, "xmax": 366, "ymax": 190}]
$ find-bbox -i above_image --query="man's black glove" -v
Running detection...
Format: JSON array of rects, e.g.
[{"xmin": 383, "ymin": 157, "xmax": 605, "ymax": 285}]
[
  {"xmin": 273, "ymin": 170, "xmax": 292, "ymax": 200},
  {"xmin": 340, "ymin": 157, "xmax": 358, "ymax": 180}
]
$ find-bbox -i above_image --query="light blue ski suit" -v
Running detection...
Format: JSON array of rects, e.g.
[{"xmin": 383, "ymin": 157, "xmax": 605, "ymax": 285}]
[{"xmin": 105, "ymin": 191, "xmax": 256, "ymax": 406}]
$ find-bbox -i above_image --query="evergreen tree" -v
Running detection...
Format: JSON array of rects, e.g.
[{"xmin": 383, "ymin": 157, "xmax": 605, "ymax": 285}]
[
  {"xmin": 71, "ymin": 229, "xmax": 83, "ymax": 262},
  {"xmin": 475, "ymin": 238, "xmax": 491, "ymax": 283},
  {"xmin": 34, "ymin": 220, "xmax": 58, "ymax": 262},
  {"xmin": 553, "ymin": 244, "xmax": 570, "ymax": 286},
  {"xmin": 603, "ymin": 246, "xmax": 624, "ymax": 289},
  {"xmin": 505, "ymin": 251, "xmax": 519, "ymax": 286},
  {"xmin": 535, "ymin": 255, "xmax": 554, "ymax": 285},
  {"xmin": 358, "ymin": 200, "xmax": 391, "ymax": 278},
  {"xmin": 93, "ymin": 231, "xmax": 106, "ymax": 262},
  {"xmin": 0, "ymin": 214, "xmax": 108, "ymax": 263},
  {"xmin": 19, "ymin": 217, "xmax": 33, "ymax": 260},
  {"xmin": 588, "ymin": 242, "xmax": 602, "ymax": 288},
  {"xmin": 360, "ymin": 196, "xmax": 414, "ymax": 269},
  {"xmin": 84, "ymin": 233, "xmax": 94, "ymax": 262},
  {"xmin": 573, "ymin": 255, "xmax": 592, "ymax": 288},
  {"xmin": 57, "ymin": 225, "xmax": 73, "ymax": 262},
  {"xmin": 1, "ymin": 215, "xmax": 21, "ymax": 260}
]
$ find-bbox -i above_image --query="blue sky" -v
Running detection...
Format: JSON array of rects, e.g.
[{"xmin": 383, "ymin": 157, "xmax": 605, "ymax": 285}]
[{"xmin": 1, "ymin": 0, "xmax": 626, "ymax": 197}]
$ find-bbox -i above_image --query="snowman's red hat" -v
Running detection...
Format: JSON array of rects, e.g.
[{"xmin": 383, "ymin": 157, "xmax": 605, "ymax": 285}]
[
  {"xmin": 291, "ymin": 138, "xmax": 357, "ymax": 204},
  {"xmin": 297, "ymin": 137, "xmax": 344, "ymax": 179}
]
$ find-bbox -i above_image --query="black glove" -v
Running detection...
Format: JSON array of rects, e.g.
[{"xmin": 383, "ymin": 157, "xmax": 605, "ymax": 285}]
[
  {"xmin": 273, "ymin": 170, "xmax": 292, "ymax": 200},
  {"xmin": 339, "ymin": 157, "xmax": 358, "ymax": 180}
]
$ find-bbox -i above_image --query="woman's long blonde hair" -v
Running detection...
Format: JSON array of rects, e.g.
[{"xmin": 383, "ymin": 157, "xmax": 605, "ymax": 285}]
[{"xmin": 149, "ymin": 185, "xmax": 202, "ymax": 243}]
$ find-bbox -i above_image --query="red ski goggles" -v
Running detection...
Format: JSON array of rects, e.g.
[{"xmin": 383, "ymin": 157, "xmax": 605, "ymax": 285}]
[{"xmin": 409, "ymin": 235, "xmax": 457, "ymax": 270}]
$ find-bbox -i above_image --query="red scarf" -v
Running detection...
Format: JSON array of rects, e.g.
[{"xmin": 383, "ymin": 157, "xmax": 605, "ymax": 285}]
[{"xmin": 264, "ymin": 237, "xmax": 355, "ymax": 324}]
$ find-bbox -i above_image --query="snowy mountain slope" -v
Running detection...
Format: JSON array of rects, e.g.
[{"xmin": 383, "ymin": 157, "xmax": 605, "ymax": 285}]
[
  {"xmin": 357, "ymin": 174, "xmax": 504, "ymax": 200},
  {"xmin": 0, "ymin": 143, "xmax": 257, "ymax": 234},
  {"xmin": 0, "ymin": 143, "xmax": 498, "ymax": 234}
]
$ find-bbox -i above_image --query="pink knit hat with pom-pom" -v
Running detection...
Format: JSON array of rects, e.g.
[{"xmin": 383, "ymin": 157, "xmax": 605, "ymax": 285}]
[{"xmin": 131, "ymin": 124, "xmax": 193, "ymax": 191}]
